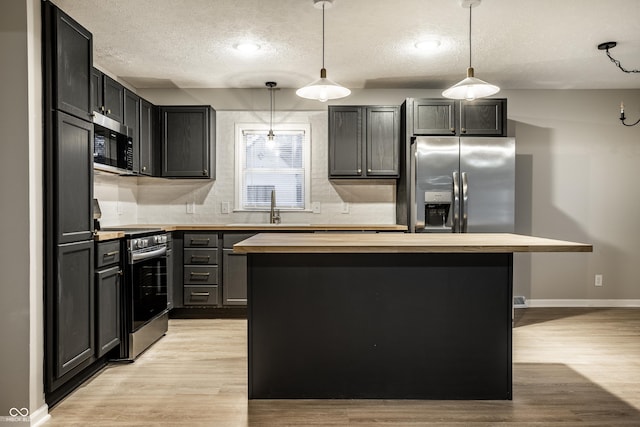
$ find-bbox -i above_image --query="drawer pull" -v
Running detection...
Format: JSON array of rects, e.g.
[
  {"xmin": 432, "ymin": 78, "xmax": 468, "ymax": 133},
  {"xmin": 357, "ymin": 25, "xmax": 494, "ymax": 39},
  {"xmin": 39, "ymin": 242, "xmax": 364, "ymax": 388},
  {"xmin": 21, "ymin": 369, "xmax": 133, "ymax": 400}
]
[
  {"xmin": 190, "ymin": 292, "xmax": 210, "ymax": 297},
  {"xmin": 190, "ymin": 238, "xmax": 210, "ymax": 245},
  {"xmin": 190, "ymin": 272, "xmax": 210, "ymax": 278},
  {"xmin": 190, "ymin": 255, "xmax": 211, "ymax": 262},
  {"xmin": 103, "ymin": 251, "xmax": 119, "ymax": 257}
]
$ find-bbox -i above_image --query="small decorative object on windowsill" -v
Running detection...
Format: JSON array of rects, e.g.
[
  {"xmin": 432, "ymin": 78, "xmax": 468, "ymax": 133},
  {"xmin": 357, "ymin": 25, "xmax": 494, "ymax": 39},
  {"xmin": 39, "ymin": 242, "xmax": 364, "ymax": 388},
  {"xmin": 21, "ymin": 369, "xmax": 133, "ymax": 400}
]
[{"xmin": 619, "ymin": 102, "xmax": 640, "ymax": 127}]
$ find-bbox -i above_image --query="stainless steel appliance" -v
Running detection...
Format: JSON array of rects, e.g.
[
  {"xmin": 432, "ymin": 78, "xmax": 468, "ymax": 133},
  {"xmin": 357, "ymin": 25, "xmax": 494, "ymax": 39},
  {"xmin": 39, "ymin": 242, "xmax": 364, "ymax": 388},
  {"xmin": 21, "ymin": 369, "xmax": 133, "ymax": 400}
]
[
  {"xmin": 412, "ymin": 136, "xmax": 515, "ymax": 233},
  {"xmin": 103, "ymin": 228, "xmax": 169, "ymax": 360},
  {"xmin": 93, "ymin": 112, "xmax": 134, "ymax": 174}
]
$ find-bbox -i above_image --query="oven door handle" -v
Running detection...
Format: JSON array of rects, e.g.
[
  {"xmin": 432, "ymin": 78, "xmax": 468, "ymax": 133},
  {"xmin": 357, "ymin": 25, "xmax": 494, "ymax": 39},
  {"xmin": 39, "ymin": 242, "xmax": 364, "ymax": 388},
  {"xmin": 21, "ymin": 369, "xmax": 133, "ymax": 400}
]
[{"xmin": 130, "ymin": 246, "xmax": 167, "ymax": 263}]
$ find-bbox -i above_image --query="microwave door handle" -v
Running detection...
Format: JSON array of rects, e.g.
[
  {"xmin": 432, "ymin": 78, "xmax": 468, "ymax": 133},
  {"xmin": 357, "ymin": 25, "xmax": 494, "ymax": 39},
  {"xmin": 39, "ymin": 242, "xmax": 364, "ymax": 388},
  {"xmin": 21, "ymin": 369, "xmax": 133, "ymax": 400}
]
[
  {"xmin": 461, "ymin": 172, "xmax": 469, "ymax": 233},
  {"xmin": 452, "ymin": 171, "xmax": 460, "ymax": 233}
]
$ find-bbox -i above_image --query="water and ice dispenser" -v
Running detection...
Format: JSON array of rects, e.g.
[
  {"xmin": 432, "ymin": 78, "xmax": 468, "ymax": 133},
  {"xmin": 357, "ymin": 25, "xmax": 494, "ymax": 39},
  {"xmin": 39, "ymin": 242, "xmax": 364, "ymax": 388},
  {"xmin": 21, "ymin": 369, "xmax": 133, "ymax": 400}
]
[{"xmin": 422, "ymin": 191, "xmax": 452, "ymax": 231}]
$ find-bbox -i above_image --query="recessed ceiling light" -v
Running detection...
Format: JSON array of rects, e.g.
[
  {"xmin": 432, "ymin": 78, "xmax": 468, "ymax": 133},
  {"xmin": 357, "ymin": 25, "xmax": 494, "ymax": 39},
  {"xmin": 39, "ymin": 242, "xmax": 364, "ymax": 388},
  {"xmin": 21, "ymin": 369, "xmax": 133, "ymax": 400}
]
[
  {"xmin": 235, "ymin": 42, "xmax": 261, "ymax": 53},
  {"xmin": 415, "ymin": 39, "xmax": 441, "ymax": 51}
]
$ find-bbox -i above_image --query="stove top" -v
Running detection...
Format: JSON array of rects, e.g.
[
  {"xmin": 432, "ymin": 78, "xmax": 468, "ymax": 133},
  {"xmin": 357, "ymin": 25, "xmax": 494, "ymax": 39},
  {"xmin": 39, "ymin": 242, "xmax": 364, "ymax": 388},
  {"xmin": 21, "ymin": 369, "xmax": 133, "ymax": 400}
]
[{"xmin": 101, "ymin": 227, "xmax": 165, "ymax": 238}]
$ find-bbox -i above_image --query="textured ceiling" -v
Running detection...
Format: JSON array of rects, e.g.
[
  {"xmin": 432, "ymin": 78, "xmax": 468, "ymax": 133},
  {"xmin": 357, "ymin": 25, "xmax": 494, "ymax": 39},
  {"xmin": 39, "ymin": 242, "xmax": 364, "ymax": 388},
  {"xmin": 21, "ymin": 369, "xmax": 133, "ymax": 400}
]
[{"xmin": 54, "ymin": 0, "xmax": 640, "ymax": 90}]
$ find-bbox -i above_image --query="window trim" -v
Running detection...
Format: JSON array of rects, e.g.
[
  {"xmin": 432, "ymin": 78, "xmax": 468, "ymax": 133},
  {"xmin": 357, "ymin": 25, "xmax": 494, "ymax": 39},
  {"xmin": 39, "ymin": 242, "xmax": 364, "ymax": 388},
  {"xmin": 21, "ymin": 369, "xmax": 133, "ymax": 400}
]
[{"xmin": 234, "ymin": 122, "xmax": 312, "ymax": 212}]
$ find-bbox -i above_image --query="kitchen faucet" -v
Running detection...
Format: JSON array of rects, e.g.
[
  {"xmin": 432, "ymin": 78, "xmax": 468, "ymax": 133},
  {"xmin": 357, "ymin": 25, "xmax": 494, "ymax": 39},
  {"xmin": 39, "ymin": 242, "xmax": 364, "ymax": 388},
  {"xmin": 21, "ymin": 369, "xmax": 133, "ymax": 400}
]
[{"xmin": 270, "ymin": 189, "xmax": 281, "ymax": 224}]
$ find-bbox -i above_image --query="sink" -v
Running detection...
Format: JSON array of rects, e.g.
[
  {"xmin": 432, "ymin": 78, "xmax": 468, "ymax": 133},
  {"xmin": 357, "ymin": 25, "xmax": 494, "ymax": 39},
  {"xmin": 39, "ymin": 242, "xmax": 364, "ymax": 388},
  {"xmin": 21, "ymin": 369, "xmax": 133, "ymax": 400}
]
[{"xmin": 227, "ymin": 223, "xmax": 311, "ymax": 227}]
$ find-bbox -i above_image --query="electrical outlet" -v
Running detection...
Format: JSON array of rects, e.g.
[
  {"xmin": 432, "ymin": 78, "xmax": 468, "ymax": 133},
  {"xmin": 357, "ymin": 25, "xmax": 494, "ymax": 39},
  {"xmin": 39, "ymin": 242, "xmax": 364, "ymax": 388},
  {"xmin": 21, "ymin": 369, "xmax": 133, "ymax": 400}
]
[
  {"xmin": 312, "ymin": 201, "xmax": 321, "ymax": 214},
  {"xmin": 221, "ymin": 201, "xmax": 231, "ymax": 214},
  {"xmin": 595, "ymin": 274, "xmax": 603, "ymax": 287},
  {"xmin": 341, "ymin": 202, "xmax": 350, "ymax": 214},
  {"xmin": 186, "ymin": 201, "xmax": 195, "ymax": 214}
]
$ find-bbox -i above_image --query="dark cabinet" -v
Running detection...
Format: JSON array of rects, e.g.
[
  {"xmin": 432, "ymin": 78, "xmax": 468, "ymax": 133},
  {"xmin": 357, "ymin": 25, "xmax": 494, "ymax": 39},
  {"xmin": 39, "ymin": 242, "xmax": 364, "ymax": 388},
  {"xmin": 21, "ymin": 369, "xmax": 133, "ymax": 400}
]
[
  {"xmin": 139, "ymin": 99, "xmax": 158, "ymax": 176},
  {"xmin": 411, "ymin": 98, "xmax": 506, "ymax": 136},
  {"xmin": 95, "ymin": 239, "xmax": 121, "ymax": 358},
  {"xmin": 123, "ymin": 90, "xmax": 140, "ymax": 173},
  {"xmin": 55, "ymin": 240, "xmax": 95, "ymax": 379},
  {"xmin": 183, "ymin": 233, "xmax": 220, "ymax": 306},
  {"xmin": 159, "ymin": 106, "xmax": 215, "ymax": 178},
  {"xmin": 222, "ymin": 233, "xmax": 254, "ymax": 306},
  {"xmin": 329, "ymin": 106, "xmax": 399, "ymax": 179},
  {"xmin": 55, "ymin": 111, "xmax": 94, "ymax": 244},
  {"xmin": 91, "ymin": 68, "xmax": 124, "ymax": 122},
  {"xmin": 44, "ymin": 2, "xmax": 93, "ymax": 121}
]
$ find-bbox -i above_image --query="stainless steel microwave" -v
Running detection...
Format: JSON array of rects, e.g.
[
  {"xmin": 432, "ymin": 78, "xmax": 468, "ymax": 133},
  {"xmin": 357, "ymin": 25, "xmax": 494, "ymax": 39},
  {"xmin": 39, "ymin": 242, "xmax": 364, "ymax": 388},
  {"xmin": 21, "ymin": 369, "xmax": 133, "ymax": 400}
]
[{"xmin": 93, "ymin": 112, "xmax": 134, "ymax": 174}]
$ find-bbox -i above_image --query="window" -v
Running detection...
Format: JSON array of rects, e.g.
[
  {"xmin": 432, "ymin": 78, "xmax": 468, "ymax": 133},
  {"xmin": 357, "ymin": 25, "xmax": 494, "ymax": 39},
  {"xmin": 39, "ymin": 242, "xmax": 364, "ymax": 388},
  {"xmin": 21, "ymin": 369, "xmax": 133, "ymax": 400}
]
[{"xmin": 235, "ymin": 123, "xmax": 311, "ymax": 211}]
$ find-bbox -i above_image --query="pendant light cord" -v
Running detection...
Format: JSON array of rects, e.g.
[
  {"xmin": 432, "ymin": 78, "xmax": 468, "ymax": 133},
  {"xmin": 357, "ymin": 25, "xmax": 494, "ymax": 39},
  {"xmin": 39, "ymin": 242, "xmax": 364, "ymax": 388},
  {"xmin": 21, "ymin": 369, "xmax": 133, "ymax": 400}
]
[
  {"xmin": 468, "ymin": 5, "xmax": 472, "ymax": 68},
  {"xmin": 322, "ymin": 3, "xmax": 325, "ymax": 69}
]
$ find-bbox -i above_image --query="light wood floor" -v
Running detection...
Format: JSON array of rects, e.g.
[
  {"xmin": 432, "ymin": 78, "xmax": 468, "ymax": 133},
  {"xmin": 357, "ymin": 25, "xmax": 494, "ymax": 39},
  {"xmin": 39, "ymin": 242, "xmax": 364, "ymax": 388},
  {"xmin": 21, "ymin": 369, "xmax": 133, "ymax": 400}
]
[{"xmin": 46, "ymin": 308, "xmax": 640, "ymax": 426}]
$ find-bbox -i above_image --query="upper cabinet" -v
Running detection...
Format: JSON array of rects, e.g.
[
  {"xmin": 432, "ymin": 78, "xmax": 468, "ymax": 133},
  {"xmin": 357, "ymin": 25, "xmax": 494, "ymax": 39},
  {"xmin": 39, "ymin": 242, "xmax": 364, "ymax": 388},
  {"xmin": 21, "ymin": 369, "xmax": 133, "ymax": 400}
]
[
  {"xmin": 139, "ymin": 99, "xmax": 158, "ymax": 176},
  {"xmin": 91, "ymin": 68, "xmax": 125, "ymax": 123},
  {"xmin": 44, "ymin": 2, "xmax": 93, "ymax": 121},
  {"xmin": 329, "ymin": 105, "xmax": 399, "ymax": 179},
  {"xmin": 411, "ymin": 98, "xmax": 506, "ymax": 137},
  {"xmin": 123, "ymin": 90, "xmax": 140, "ymax": 173},
  {"xmin": 159, "ymin": 106, "xmax": 216, "ymax": 179}
]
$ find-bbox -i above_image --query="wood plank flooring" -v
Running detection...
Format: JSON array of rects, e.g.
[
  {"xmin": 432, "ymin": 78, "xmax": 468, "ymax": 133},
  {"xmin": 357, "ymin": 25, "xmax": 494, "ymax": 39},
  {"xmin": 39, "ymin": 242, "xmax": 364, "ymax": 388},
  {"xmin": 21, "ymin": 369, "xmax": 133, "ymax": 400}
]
[{"xmin": 46, "ymin": 308, "xmax": 640, "ymax": 426}]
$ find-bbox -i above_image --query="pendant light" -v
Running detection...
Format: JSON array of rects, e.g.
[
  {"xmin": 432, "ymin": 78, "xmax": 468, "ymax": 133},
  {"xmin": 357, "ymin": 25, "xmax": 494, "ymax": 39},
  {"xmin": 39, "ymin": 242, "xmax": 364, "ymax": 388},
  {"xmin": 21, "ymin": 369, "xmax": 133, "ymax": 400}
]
[
  {"xmin": 265, "ymin": 81, "xmax": 277, "ymax": 140},
  {"xmin": 296, "ymin": 0, "xmax": 350, "ymax": 102},
  {"xmin": 442, "ymin": 0, "xmax": 499, "ymax": 101}
]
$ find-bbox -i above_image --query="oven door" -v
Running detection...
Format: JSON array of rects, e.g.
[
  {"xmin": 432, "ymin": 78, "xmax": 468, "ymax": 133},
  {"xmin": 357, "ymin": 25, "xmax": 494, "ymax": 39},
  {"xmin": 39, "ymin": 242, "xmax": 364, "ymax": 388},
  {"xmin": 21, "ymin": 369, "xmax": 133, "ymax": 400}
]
[{"xmin": 127, "ymin": 246, "xmax": 168, "ymax": 331}]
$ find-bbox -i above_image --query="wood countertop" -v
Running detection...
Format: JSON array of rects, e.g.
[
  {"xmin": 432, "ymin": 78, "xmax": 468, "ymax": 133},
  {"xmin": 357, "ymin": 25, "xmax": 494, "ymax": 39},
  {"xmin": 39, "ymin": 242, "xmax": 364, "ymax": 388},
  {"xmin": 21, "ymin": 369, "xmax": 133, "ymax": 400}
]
[
  {"xmin": 233, "ymin": 233, "xmax": 593, "ymax": 254},
  {"xmin": 94, "ymin": 231, "xmax": 125, "ymax": 241},
  {"xmin": 96, "ymin": 224, "xmax": 408, "ymax": 232}
]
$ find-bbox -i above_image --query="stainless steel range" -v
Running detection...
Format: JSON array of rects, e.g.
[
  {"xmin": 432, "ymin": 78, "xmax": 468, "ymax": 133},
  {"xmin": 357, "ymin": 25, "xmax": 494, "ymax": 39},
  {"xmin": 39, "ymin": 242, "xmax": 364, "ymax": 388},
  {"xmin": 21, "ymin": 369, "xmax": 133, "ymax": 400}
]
[{"xmin": 104, "ymin": 228, "xmax": 169, "ymax": 360}]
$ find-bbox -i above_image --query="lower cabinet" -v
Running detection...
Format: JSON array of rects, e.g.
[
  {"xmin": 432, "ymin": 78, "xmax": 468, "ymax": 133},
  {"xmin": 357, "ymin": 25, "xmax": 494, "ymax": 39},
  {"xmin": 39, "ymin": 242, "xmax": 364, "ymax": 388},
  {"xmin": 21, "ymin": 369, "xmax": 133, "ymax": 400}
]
[
  {"xmin": 183, "ymin": 232, "xmax": 220, "ymax": 306},
  {"xmin": 94, "ymin": 239, "xmax": 122, "ymax": 358},
  {"xmin": 222, "ymin": 233, "xmax": 254, "ymax": 306}
]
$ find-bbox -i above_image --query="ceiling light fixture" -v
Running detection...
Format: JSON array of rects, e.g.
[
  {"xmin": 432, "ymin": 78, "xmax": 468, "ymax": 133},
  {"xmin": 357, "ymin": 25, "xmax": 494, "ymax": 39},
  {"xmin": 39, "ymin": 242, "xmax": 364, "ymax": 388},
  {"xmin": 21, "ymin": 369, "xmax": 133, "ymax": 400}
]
[
  {"xmin": 442, "ymin": 0, "xmax": 499, "ymax": 101},
  {"xmin": 266, "ymin": 81, "xmax": 277, "ymax": 141},
  {"xmin": 296, "ymin": 0, "xmax": 350, "ymax": 102},
  {"xmin": 235, "ymin": 42, "xmax": 260, "ymax": 53},
  {"xmin": 598, "ymin": 42, "xmax": 640, "ymax": 127},
  {"xmin": 415, "ymin": 39, "xmax": 441, "ymax": 51}
]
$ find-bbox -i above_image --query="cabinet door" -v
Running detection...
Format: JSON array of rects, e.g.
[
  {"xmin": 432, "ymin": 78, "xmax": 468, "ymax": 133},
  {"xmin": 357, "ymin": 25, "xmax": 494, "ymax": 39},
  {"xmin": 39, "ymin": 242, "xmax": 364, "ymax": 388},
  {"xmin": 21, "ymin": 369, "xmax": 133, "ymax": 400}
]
[
  {"xmin": 460, "ymin": 99, "xmax": 506, "ymax": 136},
  {"xmin": 223, "ymin": 249, "xmax": 247, "ymax": 306},
  {"xmin": 103, "ymin": 76, "xmax": 124, "ymax": 123},
  {"xmin": 139, "ymin": 99, "xmax": 156, "ymax": 176},
  {"xmin": 124, "ymin": 90, "xmax": 140, "ymax": 173},
  {"xmin": 55, "ymin": 111, "xmax": 94, "ymax": 244},
  {"xmin": 90, "ymin": 68, "xmax": 103, "ymax": 115},
  {"xmin": 413, "ymin": 99, "xmax": 457, "ymax": 135},
  {"xmin": 48, "ymin": 4, "xmax": 93, "ymax": 121},
  {"xmin": 160, "ymin": 106, "xmax": 212, "ymax": 178},
  {"xmin": 366, "ymin": 106, "xmax": 399, "ymax": 177},
  {"xmin": 329, "ymin": 106, "xmax": 363, "ymax": 177},
  {"xmin": 56, "ymin": 240, "xmax": 95, "ymax": 378},
  {"xmin": 95, "ymin": 265, "xmax": 121, "ymax": 358}
]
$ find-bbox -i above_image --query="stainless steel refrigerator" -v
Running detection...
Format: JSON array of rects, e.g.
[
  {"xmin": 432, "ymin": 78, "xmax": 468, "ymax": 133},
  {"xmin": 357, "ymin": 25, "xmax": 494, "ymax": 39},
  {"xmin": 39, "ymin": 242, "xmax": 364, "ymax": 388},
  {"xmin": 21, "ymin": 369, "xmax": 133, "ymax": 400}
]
[{"xmin": 412, "ymin": 136, "xmax": 515, "ymax": 233}]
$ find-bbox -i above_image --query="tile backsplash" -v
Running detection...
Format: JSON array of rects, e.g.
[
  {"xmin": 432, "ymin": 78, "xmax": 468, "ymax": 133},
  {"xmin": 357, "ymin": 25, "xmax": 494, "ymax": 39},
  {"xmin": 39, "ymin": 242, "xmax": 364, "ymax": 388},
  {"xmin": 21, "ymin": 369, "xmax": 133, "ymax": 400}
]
[{"xmin": 94, "ymin": 110, "xmax": 397, "ymax": 226}]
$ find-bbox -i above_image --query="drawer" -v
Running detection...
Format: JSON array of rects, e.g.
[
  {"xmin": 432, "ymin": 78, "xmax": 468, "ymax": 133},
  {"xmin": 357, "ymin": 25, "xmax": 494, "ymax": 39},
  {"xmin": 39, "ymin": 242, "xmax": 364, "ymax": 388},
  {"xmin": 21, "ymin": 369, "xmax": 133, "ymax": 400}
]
[
  {"xmin": 223, "ymin": 233, "xmax": 256, "ymax": 248},
  {"xmin": 183, "ymin": 285, "xmax": 219, "ymax": 306},
  {"xmin": 184, "ymin": 233, "xmax": 218, "ymax": 248},
  {"xmin": 96, "ymin": 240, "xmax": 121, "ymax": 268},
  {"xmin": 184, "ymin": 248, "xmax": 218, "ymax": 265},
  {"xmin": 184, "ymin": 265, "xmax": 219, "ymax": 285}
]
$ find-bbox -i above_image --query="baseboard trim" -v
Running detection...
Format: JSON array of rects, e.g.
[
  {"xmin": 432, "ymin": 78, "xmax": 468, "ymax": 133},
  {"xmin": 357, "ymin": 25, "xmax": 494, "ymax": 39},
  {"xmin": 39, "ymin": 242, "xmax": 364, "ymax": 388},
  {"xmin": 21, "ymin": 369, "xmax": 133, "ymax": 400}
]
[
  {"xmin": 527, "ymin": 299, "xmax": 640, "ymax": 308},
  {"xmin": 30, "ymin": 404, "xmax": 50, "ymax": 427},
  {"xmin": 0, "ymin": 404, "xmax": 50, "ymax": 426}
]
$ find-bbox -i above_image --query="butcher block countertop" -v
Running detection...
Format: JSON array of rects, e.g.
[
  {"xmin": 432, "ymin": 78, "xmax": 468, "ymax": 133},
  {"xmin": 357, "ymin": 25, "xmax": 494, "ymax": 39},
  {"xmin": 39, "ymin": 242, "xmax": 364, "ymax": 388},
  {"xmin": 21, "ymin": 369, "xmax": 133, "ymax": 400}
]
[
  {"xmin": 94, "ymin": 230, "xmax": 125, "ymax": 241},
  {"xmin": 233, "ymin": 233, "xmax": 593, "ymax": 254}
]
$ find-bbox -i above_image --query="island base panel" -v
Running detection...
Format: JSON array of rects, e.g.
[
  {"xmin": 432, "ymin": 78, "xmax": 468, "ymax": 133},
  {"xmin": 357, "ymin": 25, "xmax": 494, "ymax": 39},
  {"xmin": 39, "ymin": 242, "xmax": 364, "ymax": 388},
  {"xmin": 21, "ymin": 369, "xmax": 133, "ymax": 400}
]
[{"xmin": 248, "ymin": 252, "xmax": 513, "ymax": 400}]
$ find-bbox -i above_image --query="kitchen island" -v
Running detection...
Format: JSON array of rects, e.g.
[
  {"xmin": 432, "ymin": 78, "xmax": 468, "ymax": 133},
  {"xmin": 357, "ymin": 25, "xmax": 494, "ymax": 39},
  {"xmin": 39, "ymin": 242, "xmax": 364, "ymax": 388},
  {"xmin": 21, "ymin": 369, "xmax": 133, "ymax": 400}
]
[{"xmin": 234, "ymin": 233, "xmax": 592, "ymax": 400}]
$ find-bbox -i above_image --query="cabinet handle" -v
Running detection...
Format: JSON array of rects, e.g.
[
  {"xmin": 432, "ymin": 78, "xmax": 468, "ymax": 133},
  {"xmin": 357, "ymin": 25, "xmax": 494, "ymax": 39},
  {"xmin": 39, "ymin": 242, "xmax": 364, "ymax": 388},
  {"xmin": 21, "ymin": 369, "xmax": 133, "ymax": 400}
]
[
  {"xmin": 357, "ymin": 169, "xmax": 362, "ymax": 173},
  {"xmin": 118, "ymin": 270, "xmax": 124, "ymax": 276},
  {"xmin": 461, "ymin": 128, "xmax": 466, "ymax": 133},
  {"xmin": 190, "ymin": 292, "xmax": 210, "ymax": 297},
  {"xmin": 142, "ymin": 166, "xmax": 147, "ymax": 172},
  {"xmin": 367, "ymin": 168, "xmax": 372, "ymax": 173},
  {"xmin": 203, "ymin": 169, "xmax": 208, "ymax": 175},
  {"xmin": 107, "ymin": 109, "xmax": 112, "ymax": 114},
  {"xmin": 450, "ymin": 127, "xmax": 456, "ymax": 133},
  {"xmin": 190, "ymin": 255, "xmax": 211, "ymax": 262},
  {"xmin": 103, "ymin": 251, "xmax": 119, "ymax": 257},
  {"xmin": 190, "ymin": 238, "xmax": 210, "ymax": 245},
  {"xmin": 190, "ymin": 272, "xmax": 210, "ymax": 277},
  {"xmin": 100, "ymin": 106, "xmax": 105, "ymax": 112}
]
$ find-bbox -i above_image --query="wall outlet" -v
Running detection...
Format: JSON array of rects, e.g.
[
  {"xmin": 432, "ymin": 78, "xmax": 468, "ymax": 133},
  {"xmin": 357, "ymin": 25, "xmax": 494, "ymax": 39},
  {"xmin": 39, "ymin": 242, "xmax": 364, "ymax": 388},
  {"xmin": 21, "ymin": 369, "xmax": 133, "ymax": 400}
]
[
  {"xmin": 186, "ymin": 201, "xmax": 195, "ymax": 214},
  {"xmin": 341, "ymin": 202, "xmax": 350, "ymax": 214},
  {"xmin": 595, "ymin": 274, "xmax": 603, "ymax": 287},
  {"xmin": 221, "ymin": 201, "xmax": 231, "ymax": 214},
  {"xmin": 312, "ymin": 201, "xmax": 321, "ymax": 214}
]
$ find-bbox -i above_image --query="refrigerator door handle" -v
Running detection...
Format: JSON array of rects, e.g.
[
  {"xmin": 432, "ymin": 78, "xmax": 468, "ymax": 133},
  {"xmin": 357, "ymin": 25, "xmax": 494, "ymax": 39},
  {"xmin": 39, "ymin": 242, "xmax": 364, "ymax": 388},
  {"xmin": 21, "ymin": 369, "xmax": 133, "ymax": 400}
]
[
  {"xmin": 452, "ymin": 171, "xmax": 460, "ymax": 233},
  {"xmin": 462, "ymin": 172, "xmax": 469, "ymax": 233}
]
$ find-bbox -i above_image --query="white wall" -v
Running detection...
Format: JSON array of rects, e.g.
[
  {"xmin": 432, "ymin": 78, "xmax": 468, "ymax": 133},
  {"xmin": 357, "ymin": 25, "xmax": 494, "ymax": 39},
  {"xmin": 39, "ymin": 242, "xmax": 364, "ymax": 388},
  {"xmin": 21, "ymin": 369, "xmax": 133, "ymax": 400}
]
[{"xmin": 0, "ymin": 0, "xmax": 46, "ymax": 425}]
